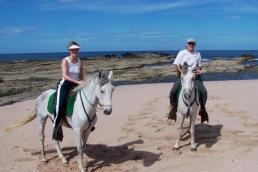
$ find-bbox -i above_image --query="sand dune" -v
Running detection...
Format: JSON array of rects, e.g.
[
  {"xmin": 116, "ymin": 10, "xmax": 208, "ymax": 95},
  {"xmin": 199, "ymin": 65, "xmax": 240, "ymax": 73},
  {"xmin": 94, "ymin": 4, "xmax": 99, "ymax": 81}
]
[{"xmin": 1, "ymin": 80, "xmax": 258, "ymax": 172}]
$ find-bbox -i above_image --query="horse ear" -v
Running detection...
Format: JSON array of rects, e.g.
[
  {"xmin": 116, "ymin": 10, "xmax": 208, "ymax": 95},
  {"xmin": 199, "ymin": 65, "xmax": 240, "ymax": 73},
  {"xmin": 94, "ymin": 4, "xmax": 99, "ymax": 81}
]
[
  {"xmin": 182, "ymin": 62, "xmax": 188, "ymax": 74},
  {"xmin": 98, "ymin": 70, "xmax": 102, "ymax": 78},
  {"xmin": 108, "ymin": 70, "xmax": 113, "ymax": 80}
]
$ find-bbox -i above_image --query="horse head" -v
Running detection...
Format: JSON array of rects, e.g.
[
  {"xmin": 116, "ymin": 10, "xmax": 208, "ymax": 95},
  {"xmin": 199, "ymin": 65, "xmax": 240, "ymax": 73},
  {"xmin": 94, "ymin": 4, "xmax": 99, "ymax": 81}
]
[
  {"xmin": 181, "ymin": 62, "xmax": 196, "ymax": 99},
  {"xmin": 95, "ymin": 70, "xmax": 115, "ymax": 115}
]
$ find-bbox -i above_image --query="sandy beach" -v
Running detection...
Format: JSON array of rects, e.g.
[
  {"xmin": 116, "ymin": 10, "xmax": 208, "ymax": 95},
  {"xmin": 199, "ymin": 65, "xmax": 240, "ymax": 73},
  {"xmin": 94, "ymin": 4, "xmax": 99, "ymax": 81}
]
[{"xmin": 1, "ymin": 80, "xmax": 258, "ymax": 172}]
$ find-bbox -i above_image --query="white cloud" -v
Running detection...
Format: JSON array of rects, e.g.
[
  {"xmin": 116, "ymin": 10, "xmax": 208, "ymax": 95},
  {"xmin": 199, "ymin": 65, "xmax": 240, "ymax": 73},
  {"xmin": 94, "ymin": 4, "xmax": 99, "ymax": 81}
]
[
  {"xmin": 57, "ymin": 0, "xmax": 78, "ymax": 3},
  {"xmin": 0, "ymin": 26, "xmax": 37, "ymax": 36},
  {"xmin": 224, "ymin": 15, "xmax": 241, "ymax": 20},
  {"xmin": 40, "ymin": 0, "xmax": 200, "ymax": 14}
]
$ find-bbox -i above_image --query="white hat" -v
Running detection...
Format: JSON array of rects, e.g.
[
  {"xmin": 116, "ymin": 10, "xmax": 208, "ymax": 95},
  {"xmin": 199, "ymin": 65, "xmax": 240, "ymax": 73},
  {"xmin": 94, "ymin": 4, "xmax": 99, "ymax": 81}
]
[
  {"xmin": 186, "ymin": 38, "xmax": 196, "ymax": 43},
  {"xmin": 67, "ymin": 41, "xmax": 80, "ymax": 50},
  {"xmin": 68, "ymin": 44, "xmax": 80, "ymax": 50}
]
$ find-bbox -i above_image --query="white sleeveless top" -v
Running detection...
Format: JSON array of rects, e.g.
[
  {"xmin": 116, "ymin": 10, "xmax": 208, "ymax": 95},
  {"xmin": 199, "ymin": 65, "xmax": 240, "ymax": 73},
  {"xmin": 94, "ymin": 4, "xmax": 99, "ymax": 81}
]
[{"xmin": 63, "ymin": 56, "xmax": 81, "ymax": 81}]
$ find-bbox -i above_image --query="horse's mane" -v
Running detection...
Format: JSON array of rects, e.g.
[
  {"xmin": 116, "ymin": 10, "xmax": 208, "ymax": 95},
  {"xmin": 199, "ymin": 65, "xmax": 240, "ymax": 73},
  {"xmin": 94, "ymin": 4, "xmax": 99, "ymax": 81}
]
[{"xmin": 72, "ymin": 72, "xmax": 109, "ymax": 92}]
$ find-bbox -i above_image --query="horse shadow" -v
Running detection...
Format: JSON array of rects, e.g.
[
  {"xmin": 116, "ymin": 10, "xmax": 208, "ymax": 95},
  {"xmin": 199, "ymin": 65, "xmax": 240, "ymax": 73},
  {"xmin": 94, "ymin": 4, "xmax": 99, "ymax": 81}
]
[
  {"xmin": 65, "ymin": 139, "xmax": 161, "ymax": 172},
  {"xmin": 178, "ymin": 123, "xmax": 222, "ymax": 149},
  {"xmin": 194, "ymin": 123, "xmax": 223, "ymax": 148}
]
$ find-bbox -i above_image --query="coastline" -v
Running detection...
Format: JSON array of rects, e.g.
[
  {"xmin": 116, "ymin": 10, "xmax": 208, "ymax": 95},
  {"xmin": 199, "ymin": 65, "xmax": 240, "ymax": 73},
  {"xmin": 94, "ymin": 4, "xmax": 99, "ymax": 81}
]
[{"xmin": 0, "ymin": 53, "xmax": 257, "ymax": 106}]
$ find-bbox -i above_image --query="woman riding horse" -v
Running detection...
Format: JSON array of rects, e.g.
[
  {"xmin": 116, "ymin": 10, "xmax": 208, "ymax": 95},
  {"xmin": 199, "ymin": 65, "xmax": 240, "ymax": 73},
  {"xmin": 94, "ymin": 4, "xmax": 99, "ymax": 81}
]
[
  {"xmin": 169, "ymin": 38, "xmax": 209, "ymax": 123},
  {"xmin": 53, "ymin": 41, "xmax": 84, "ymax": 141}
]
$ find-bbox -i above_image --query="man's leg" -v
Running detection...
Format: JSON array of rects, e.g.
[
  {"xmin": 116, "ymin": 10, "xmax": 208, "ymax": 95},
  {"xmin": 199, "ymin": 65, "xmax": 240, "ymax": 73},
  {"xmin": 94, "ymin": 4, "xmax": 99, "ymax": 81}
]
[
  {"xmin": 168, "ymin": 78, "xmax": 181, "ymax": 121},
  {"xmin": 195, "ymin": 76, "xmax": 209, "ymax": 123}
]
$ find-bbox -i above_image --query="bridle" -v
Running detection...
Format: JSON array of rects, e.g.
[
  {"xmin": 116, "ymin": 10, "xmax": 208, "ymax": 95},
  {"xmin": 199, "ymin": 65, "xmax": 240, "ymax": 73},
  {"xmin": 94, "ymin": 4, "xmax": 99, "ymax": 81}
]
[
  {"xmin": 181, "ymin": 75, "xmax": 199, "ymax": 117},
  {"xmin": 78, "ymin": 80, "xmax": 111, "ymax": 131},
  {"xmin": 80, "ymin": 88, "xmax": 112, "ymax": 110},
  {"xmin": 79, "ymin": 79, "xmax": 112, "ymax": 117}
]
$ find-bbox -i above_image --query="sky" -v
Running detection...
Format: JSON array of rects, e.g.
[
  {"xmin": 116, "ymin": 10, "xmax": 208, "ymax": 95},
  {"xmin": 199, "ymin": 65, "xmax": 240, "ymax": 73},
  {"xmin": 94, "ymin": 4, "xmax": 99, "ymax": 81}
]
[{"xmin": 0, "ymin": 0, "xmax": 258, "ymax": 53}]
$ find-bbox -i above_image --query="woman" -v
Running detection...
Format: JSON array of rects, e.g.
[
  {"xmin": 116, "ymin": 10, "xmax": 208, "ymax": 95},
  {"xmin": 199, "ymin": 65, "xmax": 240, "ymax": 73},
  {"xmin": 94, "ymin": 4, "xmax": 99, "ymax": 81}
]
[
  {"xmin": 168, "ymin": 38, "xmax": 209, "ymax": 123},
  {"xmin": 53, "ymin": 41, "xmax": 84, "ymax": 141}
]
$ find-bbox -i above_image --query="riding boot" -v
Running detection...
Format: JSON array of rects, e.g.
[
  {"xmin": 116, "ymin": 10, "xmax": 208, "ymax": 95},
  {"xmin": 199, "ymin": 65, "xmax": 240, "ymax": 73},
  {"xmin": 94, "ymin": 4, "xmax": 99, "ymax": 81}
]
[
  {"xmin": 52, "ymin": 126, "xmax": 63, "ymax": 142},
  {"xmin": 199, "ymin": 104, "xmax": 209, "ymax": 123},
  {"xmin": 168, "ymin": 104, "xmax": 177, "ymax": 121}
]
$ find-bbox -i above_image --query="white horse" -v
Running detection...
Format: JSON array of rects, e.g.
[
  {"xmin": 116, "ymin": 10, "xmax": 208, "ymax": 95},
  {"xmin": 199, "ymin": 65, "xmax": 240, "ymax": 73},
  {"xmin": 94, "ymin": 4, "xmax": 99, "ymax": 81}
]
[
  {"xmin": 5, "ymin": 70, "xmax": 115, "ymax": 172},
  {"xmin": 173, "ymin": 63, "xmax": 200, "ymax": 151}
]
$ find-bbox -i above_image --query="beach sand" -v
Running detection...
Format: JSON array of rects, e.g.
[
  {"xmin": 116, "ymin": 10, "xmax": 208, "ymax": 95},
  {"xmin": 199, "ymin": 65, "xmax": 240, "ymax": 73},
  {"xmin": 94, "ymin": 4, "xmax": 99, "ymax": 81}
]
[{"xmin": 1, "ymin": 80, "xmax": 258, "ymax": 172}]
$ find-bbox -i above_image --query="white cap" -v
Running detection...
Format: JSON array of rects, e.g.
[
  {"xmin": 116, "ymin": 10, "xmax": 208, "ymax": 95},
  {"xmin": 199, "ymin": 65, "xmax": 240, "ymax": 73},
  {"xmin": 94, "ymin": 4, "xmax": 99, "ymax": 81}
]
[{"xmin": 186, "ymin": 38, "xmax": 196, "ymax": 43}]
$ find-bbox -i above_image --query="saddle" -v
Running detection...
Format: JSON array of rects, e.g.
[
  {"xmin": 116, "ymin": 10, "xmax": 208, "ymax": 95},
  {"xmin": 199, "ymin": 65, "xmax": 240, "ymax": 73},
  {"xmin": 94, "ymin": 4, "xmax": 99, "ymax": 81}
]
[{"xmin": 47, "ymin": 91, "xmax": 77, "ymax": 118}]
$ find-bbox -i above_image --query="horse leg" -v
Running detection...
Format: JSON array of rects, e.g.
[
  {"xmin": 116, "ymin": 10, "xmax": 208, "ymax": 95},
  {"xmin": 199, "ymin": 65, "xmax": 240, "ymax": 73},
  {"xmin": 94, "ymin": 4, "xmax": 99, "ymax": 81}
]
[
  {"xmin": 38, "ymin": 115, "xmax": 47, "ymax": 163},
  {"xmin": 53, "ymin": 140, "xmax": 68, "ymax": 163},
  {"xmin": 190, "ymin": 113, "xmax": 197, "ymax": 151},
  {"xmin": 74, "ymin": 128, "xmax": 85, "ymax": 172},
  {"xmin": 82, "ymin": 130, "xmax": 91, "ymax": 151},
  {"xmin": 173, "ymin": 113, "xmax": 184, "ymax": 150}
]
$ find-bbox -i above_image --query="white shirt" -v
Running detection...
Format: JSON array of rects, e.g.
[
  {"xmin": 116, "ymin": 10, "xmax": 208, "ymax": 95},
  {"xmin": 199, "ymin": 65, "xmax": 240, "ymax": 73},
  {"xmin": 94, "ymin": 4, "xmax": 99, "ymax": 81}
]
[
  {"xmin": 63, "ymin": 56, "xmax": 81, "ymax": 81},
  {"xmin": 173, "ymin": 49, "xmax": 201, "ymax": 67}
]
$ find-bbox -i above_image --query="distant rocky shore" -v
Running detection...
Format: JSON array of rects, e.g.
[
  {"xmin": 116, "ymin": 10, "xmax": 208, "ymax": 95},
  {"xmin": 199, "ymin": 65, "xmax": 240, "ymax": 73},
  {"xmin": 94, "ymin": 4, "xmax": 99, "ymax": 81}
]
[{"xmin": 0, "ymin": 53, "xmax": 257, "ymax": 106}]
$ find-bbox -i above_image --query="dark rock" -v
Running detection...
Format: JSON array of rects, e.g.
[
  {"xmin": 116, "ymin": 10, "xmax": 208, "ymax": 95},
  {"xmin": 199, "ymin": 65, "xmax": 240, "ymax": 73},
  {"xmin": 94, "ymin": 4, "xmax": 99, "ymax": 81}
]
[
  {"xmin": 122, "ymin": 52, "xmax": 139, "ymax": 58},
  {"xmin": 103, "ymin": 54, "xmax": 117, "ymax": 59},
  {"xmin": 241, "ymin": 54, "xmax": 256, "ymax": 61}
]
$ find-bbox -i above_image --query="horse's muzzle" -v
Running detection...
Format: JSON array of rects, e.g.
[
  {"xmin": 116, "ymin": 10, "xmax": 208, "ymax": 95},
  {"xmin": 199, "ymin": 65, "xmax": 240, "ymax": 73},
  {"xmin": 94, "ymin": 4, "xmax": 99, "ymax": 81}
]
[
  {"xmin": 104, "ymin": 108, "xmax": 112, "ymax": 115},
  {"xmin": 184, "ymin": 90, "xmax": 191, "ymax": 99}
]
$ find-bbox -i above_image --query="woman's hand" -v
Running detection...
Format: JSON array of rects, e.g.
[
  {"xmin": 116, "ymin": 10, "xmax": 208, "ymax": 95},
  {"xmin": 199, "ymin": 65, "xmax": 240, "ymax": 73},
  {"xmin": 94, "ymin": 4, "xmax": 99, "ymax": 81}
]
[{"xmin": 77, "ymin": 80, "xmax": 84, "ymax": 85}]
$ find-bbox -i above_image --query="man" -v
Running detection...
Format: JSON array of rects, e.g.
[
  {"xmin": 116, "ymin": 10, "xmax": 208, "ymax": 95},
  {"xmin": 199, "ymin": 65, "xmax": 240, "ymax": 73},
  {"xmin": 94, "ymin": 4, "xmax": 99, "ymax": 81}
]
[{"xmin": 168, "ymin": 38, "xmax": 209, "ymax": 123}]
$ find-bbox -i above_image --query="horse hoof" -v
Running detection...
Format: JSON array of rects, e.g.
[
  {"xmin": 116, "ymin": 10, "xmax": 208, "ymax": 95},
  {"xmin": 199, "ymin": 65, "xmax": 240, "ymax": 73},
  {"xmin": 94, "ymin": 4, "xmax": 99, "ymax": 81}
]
[
  {"xmin": 173, "ymin": 147, "xmax": 179, "ymax": 150},
  {"xmin": 191, "ymin": 147, "xmax": 197, "ymax": 152},
  {"xmin": 41, "ymin": 159, "xmax": 47, "ymax": 164},
  {"xmin": 62, "ymin": 159, "xmax": 68, "ymax": 164}
]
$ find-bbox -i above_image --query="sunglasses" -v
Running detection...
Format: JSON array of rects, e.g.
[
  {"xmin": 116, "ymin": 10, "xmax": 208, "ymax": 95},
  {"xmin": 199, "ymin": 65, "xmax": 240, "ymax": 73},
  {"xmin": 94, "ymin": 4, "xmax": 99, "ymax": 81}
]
[{"xmin": 187, "ymin": 42, "xmax": 196, "ymax": 45}]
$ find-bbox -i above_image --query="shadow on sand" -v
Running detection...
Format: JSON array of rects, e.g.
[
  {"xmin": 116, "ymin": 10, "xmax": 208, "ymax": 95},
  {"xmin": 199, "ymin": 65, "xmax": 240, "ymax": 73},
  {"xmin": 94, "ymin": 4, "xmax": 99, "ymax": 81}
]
[
  {"xmin": 86, "ymin": 140, "xmax": 161, "ymax": 171},
  {"xmin": 195, "ymin": 124, "xmax": 223, "ymax": 148},
  {"xmin": 54, "ymin": 139, "xmax": 161, "ymax": 172},
  {"xmin": 177, "ymin": 124, "xmax": 223, "ymax": 150}
]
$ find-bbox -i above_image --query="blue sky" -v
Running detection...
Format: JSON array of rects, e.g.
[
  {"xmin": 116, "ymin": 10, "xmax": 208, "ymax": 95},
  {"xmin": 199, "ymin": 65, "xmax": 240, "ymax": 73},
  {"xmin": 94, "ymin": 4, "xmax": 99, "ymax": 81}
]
[{"xmin": 0, "ymin": 0, "xmax": 258, "ymax": 53}]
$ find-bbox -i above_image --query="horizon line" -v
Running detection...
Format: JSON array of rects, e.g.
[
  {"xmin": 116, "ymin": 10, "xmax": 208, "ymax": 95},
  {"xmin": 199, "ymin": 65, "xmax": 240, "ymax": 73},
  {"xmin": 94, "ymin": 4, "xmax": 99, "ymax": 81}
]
[{"xmin": 1, "ymin": 49, "xmax": 258, "ymax": 55}]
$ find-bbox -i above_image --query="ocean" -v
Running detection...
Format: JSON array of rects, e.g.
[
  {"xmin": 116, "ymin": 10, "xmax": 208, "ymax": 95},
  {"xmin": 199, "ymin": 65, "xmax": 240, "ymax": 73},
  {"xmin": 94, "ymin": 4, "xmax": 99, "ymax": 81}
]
[{"xmin": 0, "ymin": 50, "xmax": 258, "ymax": 62}]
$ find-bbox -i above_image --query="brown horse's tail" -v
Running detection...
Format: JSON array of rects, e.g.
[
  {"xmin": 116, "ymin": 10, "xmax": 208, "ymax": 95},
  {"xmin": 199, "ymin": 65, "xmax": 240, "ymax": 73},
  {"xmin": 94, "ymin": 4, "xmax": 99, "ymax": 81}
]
[{"xmin": 4, "ymin": 113, "xmax": 36, "ymax": 133}]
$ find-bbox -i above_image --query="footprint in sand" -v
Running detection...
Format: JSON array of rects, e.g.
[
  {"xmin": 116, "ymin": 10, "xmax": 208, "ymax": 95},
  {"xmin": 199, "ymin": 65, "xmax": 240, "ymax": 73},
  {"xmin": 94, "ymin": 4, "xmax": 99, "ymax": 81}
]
[{"xmin": 118, "ymin": 97, "xmax": 163, "ymax": 142}]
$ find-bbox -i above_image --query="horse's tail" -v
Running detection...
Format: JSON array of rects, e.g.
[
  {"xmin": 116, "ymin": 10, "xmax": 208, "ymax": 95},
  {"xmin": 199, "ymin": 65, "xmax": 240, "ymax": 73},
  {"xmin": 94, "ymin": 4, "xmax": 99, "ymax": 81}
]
[{"xmin": 4, "ymin": 113, "xmax": 36, "ymax": 133}]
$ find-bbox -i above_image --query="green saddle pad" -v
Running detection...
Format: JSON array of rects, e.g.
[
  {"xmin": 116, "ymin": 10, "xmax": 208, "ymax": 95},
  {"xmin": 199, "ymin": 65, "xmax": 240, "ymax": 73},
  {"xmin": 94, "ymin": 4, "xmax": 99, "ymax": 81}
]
[{"xmin": 47, "ymin": 91, "xmax": 77, "ymax": 117}]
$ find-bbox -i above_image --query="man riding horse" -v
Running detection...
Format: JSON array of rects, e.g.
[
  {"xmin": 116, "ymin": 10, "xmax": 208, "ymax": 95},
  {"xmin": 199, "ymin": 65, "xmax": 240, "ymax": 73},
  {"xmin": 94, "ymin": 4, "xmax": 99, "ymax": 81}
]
[{"xmin": 169, "ymin": 38, "xmax": 209, "ymax": 123}]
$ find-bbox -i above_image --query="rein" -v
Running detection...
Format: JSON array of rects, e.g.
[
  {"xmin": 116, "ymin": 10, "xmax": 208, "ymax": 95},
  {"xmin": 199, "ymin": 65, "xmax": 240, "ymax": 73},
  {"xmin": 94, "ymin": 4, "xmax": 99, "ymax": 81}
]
[
  {"xmin": 78, "ymin": 90, "xmax": 96, "ymax": 133},
  {"xmin": 79, "ymin": 90, "xmax": 96, "ymax": 123}
]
